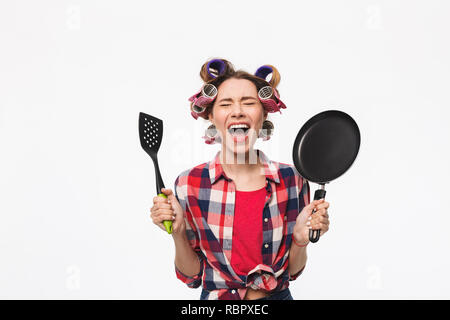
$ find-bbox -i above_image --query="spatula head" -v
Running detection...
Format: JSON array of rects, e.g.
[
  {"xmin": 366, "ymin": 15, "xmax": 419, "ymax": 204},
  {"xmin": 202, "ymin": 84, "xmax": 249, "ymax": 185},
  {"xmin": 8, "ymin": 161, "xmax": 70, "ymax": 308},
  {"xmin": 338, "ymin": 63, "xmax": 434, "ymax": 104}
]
[{"xmin": 139, "ymin": 112, "xmax": 163, "ymax": 157}]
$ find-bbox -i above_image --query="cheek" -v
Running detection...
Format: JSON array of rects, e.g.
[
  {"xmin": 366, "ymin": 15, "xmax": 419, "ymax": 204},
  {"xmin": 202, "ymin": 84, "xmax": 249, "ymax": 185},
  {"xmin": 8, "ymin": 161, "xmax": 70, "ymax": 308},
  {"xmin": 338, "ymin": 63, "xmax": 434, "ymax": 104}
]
[
  {"xmin": 211, "ymin": 110, "xmax": 227, "ymax": 129},
  {"xmin": 253, "ymin": 110, "xmax": 265, "ymax": 128}
]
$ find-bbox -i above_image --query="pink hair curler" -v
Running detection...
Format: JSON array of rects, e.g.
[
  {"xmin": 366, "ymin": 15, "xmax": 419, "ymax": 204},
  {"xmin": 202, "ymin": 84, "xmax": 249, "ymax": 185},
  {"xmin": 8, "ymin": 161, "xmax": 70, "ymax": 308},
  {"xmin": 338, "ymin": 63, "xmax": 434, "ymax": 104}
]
[
  {"xmin": 189, "ymin": 83, "xmax": 218, "ymax": 119},
  {"xmin": 258, "ymin": 86, "xmax": 287, "ymax": 114}
]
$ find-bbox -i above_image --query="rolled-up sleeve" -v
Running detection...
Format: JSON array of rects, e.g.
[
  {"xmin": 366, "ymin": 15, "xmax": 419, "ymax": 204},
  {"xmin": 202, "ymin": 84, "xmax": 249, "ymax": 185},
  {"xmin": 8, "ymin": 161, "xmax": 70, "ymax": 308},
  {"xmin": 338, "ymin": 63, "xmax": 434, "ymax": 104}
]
[
  {"xmin": 175, "ymin": 260, "xmax": 204, "ymax": 288},
  {"xmin": 288, "ymin": 173, "xmax": 311, "ymax": 282},
  {"xmin": 289, "ymin": 265, "xmax": 305, "ymax": 281},
  {"xmin": 297, "ymin": 174, "xmax": 310, "ymax": 212},
  {"xmin": 173, "ymin": 175, "xmax": 204, "ymax": 288}
]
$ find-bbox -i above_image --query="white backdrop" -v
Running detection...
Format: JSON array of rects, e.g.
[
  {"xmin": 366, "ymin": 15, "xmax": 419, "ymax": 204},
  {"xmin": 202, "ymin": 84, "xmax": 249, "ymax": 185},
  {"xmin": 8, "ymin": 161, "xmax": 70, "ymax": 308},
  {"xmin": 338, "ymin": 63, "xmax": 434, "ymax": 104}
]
[{"xmin": 1, "ymin": 0, "xmax": 449, "ymax": 299}]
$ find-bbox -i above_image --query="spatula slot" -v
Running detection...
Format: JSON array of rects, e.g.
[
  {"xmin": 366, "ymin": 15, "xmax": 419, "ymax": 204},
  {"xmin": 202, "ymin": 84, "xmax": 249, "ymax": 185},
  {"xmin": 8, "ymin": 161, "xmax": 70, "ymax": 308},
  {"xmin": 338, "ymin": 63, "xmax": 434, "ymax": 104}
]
[{"xmin": 139, "ymin": 112, "xmax": 163, "ymax": 154}]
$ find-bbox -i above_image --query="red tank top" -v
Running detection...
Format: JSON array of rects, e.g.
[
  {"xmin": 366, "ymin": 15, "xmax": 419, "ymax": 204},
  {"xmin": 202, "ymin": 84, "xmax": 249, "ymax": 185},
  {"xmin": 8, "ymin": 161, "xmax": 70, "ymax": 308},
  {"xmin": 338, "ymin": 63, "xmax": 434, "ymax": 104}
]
[{"xmin": 231, "ymin": 186, "xmax": 267, "ymax": 276}]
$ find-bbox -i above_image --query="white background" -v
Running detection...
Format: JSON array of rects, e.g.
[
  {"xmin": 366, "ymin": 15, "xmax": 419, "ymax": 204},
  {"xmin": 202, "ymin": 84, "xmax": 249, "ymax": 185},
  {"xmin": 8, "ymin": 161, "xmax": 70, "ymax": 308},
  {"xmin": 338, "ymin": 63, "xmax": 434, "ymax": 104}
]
[{"xmin": 1, "ymin": 0, "xmax": 449, "ymax": 299}]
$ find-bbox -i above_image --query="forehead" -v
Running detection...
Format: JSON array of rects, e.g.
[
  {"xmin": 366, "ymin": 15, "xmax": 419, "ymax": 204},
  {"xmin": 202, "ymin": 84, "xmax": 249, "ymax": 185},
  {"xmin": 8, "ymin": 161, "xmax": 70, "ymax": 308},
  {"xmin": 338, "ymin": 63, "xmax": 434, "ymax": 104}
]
[{"xmin": 216, "ymin": 78, "xmax": 258, "ymax": 98}]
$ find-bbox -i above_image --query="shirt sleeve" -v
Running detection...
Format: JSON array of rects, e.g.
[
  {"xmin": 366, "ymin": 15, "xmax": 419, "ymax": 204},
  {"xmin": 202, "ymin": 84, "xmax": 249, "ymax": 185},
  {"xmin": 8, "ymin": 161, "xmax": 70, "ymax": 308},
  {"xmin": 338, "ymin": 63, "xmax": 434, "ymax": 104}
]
[
  {"xmin": 173, "ymin": 174, "xmax": 204, "ymax": 289},
  {"xmin": 298, "ymin": 174, "xmax": 311, "ymax": 212},
  {"xmin": 289, "ymin": 265, "xmax": 305, "ymax": 281},
  {"xmin": 289, "ymin": 173, "xmax": 311, "ymax": 281}
]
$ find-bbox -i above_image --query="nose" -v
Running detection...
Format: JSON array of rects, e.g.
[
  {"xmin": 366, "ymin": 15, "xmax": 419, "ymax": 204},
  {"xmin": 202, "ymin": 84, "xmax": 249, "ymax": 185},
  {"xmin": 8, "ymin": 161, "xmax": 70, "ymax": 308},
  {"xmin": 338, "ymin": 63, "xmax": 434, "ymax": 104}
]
[{"xmin": 229, "ymin": 102, "xmax": 245, "ymax": 118}]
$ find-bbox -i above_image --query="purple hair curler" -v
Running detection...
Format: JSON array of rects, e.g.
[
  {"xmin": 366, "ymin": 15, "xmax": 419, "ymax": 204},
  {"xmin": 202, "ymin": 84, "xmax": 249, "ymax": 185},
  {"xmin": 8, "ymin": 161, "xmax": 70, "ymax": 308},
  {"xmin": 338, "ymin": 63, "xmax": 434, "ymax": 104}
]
[
  {"xmin": 255, "ymin": 65, "xmax": 274, "ymax": 81},
  {"xmin": 206, "ymin": 59, "xmax": 227, "ymax": 79}
]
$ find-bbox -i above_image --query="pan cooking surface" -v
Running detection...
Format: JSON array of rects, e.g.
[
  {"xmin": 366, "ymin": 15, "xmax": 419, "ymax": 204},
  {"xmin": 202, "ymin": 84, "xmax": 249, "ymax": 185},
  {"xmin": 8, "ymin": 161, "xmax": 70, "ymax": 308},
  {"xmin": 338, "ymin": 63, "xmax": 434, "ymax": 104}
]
[{"xmin": 293, "ymin": 111, "xmax": 360, "ymax": 184}]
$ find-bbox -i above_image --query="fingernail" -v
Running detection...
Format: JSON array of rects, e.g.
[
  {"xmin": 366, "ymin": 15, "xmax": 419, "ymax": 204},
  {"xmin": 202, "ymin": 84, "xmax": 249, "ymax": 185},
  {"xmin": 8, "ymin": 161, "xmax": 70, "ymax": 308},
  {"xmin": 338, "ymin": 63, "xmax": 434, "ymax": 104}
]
[{"xmin": 306, "ymin": 221, "xmax": 310, "ymax": 226}]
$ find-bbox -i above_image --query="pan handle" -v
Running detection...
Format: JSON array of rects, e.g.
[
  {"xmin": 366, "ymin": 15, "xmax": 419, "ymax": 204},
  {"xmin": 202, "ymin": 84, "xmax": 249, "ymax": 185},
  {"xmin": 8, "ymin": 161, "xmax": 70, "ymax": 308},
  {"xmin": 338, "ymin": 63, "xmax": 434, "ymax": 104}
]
[{"xmin": 309, "ymin": 188, "xmax": 327, "ymax": 243}]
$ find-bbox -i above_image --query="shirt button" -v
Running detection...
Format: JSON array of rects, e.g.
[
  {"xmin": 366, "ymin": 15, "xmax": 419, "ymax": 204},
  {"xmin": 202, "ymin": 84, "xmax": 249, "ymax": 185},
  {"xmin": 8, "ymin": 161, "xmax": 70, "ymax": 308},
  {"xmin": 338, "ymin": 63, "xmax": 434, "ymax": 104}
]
[
  {"xmin": 264, "ymin": 243, "xmax": 269, "ymax": 248},
  {"xmin": 264, "ymin": 218, "xmax": 268, "ymax": 223},
  {"xmin": 284, "ymin": 216, "xmax": 287, "ymax": 221},
  {"xmin": 231, "ymin": 289, "xmax": 236, "ymax": 294}
]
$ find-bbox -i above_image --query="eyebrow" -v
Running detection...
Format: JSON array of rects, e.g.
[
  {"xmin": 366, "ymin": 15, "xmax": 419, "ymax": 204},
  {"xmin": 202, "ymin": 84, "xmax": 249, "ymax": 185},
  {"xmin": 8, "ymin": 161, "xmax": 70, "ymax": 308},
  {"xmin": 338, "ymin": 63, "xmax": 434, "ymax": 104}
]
[{"xmin": 217, "ymin": 96, "xmax": 257, "ymax": 103}]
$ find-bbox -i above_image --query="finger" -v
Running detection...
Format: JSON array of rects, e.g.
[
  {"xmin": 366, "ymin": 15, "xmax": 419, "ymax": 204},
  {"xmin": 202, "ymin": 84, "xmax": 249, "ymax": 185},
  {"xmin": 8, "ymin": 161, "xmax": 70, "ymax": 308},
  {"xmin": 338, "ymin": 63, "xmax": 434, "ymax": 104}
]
[
  {"xmin": 315, "ymin": 201, "xmax": 330, "ymax": 210},
  {"xmin": 313, "ymin": 208, "xmax": 327, "ymax": 217},
  {"xmin": 314, "ymin": 211, "xmax": 330, "ymax": 221},
  {"xmin": 154, "ymin": 209, "xmax": 175, "ymax": 219},
  {"xmin": 155, "ymin": 214, "xmax": 176, "ymax": 223},
  {"xmin": 305, "ymin": 200, "xmax": 322, "ymax": 214},
  {"xmin": 310, "ymin": 200, "xmax": 325, "ymax": 213},
  {"xmin": 319, "ymin": 216, "xmax": 330, "ymax": 225},
  {"xmin": 310, "ymin": 216, "xmax": 328, "ymax": 228},
  {"xmin": 161, "ymin": 189, "xmax": 182, "ymax": 208},
  {"xmin": 310, "ymin": 222, "xmax": 321, "ymax": 230},
  {"xmin": 155, "ymin": 203, "xmax": 172, "ymax": 210},
  {"xmin": 153, "ymin": 213, "xmax": 176, "ymax": 225},
  {"xmin": 152, "ymin": 205, "xmax": 173, "ymax": 217},
  {"xmin": 311, "ymin": 218, "xmax": 330, "ymax": 227},
  {"xmin": 312, "ymin": 215, "xmax": 329, "ymax": 226},
  {"xmin": 153, "ymin": 196, "xmax": 168, "ymax": 204},
  {"xmin": 310, "ymin": 216, "xmax": 324, "ymax": 225},
  {"xmin": 316, "ymin": 216, "xmax": 329, "ymax": 225},
  {"xmin": 309, "ymin": 211, "xmax": 321, "ymax": 222},
  {"xmin": 161, "ymin": 188, "xmax": 176, "ymax": 200},
  {"xmin": 313, "ymin": 199, "xmax": 325, "ymax": 206},
  {"xmin": 318, "ymin": 222, "xmax": 329, "ymax": 233},
  {"xmin": 151, "ymin": 209, "xmax": 173, "ymax": 220},
  {"xmin": 311, "ymin": 223, "xmax": 327, "ymax": 231}
]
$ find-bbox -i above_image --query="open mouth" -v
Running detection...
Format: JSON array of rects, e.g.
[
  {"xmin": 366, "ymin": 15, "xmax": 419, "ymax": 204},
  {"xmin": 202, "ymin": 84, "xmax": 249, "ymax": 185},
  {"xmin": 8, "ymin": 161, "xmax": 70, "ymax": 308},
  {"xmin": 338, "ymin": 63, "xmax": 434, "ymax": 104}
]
[
  {"xmin": 228, "ymin": 128, "xmax": 250, "ymax": 136},
  {"xmin": 227, "ymin": 124, "xmax": 250, "ymax": 143},
  {"xmin": 227, "ymin": 124, "xmax": 250, "ymax": 136}
]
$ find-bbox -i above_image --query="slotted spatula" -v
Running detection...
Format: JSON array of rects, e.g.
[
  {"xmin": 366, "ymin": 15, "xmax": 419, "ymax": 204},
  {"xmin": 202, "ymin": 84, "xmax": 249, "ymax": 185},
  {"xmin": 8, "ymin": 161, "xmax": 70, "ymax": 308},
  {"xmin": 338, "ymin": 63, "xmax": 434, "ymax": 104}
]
[{"xmin": 138, "ymin": 112, "xmax": 172, "ymax": 234}]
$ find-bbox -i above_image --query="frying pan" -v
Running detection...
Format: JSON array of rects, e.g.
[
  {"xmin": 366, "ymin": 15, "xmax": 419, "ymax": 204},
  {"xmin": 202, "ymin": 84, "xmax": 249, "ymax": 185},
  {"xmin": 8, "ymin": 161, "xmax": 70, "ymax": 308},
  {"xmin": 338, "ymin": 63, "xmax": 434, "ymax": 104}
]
[{"xmin": 292, "ymin": 110, "xmax": 360, "ymax": 243}]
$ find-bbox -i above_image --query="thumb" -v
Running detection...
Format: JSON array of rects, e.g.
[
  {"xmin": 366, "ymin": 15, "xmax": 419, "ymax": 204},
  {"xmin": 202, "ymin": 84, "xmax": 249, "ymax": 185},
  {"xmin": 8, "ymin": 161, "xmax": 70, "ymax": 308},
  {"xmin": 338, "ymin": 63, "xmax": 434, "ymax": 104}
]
[
  {"xmin": 161, "ymin": 188, "xmax": 177, "ymax": 201},
  {"xmin": 304, "ymin": 199, "xmax": 322, "ymax": 216},
  {"xmin": 160, "ymin": 188, "xmax": 173, "ymax": 196}
]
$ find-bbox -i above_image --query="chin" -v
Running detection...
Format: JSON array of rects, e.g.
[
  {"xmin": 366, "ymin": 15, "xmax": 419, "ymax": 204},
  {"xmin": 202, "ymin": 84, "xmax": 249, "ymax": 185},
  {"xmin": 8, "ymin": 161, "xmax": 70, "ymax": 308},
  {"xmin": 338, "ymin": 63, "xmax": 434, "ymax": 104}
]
[{"xmin": 225, "ymin": 141, "xmax": 256, "ymax": 156}]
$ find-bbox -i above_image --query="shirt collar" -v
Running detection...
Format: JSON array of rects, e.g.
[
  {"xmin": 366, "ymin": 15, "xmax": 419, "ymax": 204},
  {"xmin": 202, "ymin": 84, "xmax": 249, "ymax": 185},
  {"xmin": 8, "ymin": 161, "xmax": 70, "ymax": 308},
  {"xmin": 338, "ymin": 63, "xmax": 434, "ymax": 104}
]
[{"xmin": 208, "ymin": 149, "xmax": 280, "ymax": 185}]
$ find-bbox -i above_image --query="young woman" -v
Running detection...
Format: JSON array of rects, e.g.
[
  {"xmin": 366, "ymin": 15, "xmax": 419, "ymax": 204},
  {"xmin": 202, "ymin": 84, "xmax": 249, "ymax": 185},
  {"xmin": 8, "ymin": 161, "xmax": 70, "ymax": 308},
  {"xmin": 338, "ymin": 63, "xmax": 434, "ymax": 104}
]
[{"xmin": 150, "ymin": 58, "xmax": 330, "ymax": 300}]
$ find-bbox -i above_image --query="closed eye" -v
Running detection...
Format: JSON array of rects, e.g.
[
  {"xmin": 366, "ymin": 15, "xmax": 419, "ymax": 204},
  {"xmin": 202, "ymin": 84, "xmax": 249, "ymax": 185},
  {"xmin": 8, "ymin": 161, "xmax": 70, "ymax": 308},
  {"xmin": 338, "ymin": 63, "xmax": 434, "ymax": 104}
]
[{"xmin": 220, "ymin": 102, "xmax": 256, "ymax": 107}]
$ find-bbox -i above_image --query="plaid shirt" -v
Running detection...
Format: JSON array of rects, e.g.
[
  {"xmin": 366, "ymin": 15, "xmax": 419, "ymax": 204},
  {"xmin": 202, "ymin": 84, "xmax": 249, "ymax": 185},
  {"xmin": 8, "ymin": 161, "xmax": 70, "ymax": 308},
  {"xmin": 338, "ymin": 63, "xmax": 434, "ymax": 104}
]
[{"xmin": 173, "ymin": 149, "xmax": 310, "ymax": 300}]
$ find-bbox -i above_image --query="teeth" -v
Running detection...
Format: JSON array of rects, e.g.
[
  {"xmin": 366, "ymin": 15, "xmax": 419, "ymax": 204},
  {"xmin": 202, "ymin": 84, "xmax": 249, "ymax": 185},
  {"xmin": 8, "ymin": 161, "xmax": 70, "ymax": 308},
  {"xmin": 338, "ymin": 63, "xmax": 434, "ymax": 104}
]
[
  {"xmin": 228, "ymin": 124, "xmax": 250, "ymax": 136},
  {"xmin": 228, "ymin": 124, "xmax": 249, "ymax": 130}
]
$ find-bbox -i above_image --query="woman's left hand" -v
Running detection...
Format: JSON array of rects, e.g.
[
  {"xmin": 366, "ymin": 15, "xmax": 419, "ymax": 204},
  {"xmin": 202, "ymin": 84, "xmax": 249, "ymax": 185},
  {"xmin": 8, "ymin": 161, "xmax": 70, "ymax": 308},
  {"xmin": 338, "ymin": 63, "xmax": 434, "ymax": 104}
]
[{"xmin": 292, "ymin": 199, "xmax": 330, "ymax": 246}]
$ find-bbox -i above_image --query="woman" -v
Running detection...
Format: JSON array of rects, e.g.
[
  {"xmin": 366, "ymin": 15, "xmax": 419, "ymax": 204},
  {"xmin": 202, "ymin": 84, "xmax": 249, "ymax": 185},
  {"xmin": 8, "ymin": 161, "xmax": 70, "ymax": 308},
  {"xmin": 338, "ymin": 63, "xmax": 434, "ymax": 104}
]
[{"xmin": 150, "ymin": 58, "xmax": 330, "ymax": 300}]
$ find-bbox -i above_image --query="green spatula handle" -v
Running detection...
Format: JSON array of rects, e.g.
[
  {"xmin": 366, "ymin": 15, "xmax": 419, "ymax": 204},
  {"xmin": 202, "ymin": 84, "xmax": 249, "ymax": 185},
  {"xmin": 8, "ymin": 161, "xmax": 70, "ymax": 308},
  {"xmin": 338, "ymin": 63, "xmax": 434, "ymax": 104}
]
[{"xmin": 157, "ymin": 193, "xmax": 173, "ymax": 234}]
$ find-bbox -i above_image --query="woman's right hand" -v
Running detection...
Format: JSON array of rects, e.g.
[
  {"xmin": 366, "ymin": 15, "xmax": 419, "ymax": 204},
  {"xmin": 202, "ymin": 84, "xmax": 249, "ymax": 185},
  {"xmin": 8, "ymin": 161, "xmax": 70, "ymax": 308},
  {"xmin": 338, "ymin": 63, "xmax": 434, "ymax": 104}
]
[{"xmin": 150, "ymin": 188, "xmax": 186, "ymax": 234}]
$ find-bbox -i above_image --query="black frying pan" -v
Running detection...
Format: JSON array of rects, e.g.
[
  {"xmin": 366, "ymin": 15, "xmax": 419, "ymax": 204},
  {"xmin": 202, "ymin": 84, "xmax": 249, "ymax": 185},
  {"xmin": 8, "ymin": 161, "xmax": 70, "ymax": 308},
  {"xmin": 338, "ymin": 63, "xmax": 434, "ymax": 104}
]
[{"xmin": 292, "ymin": 110, "xmax": 360, "ymax": 243}]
